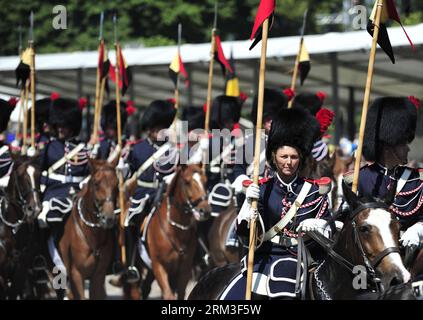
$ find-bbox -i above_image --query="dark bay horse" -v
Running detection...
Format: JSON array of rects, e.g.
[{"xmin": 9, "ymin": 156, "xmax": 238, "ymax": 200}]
[
  {"xmin": 58, "ymin": 159, "xmax": 118, "ymax": 299},
  {"xmin": 0, "ymin": 155, "xmax": 42, "ymax": 299},
  {"xmin": 188, "ymin": 182, "xmax": 410, "ymax": 300},
  {"xmin": 138, "ymin": 164, "xmax": 211, "ymax": 300}
]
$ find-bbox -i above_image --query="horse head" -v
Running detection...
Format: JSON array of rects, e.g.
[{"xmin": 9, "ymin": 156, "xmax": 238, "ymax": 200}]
[
  {"xmin": 170, "ymin": 164, "xmax": 211, "ymax": 222},
  {"xmin": 6, "ymin": 155, "xmax": 42, "ymax": 223},
  {"xmin": 341, "ymin": 182, "xmax": 410, "ymax": 292},
  {"xmin": 87, "ymin": 159, "xmax": 119, "ymax": 229}
]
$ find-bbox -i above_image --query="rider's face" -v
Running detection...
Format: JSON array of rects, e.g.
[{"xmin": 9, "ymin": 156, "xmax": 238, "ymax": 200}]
[
  {"xmin": 273, "ymin": 146, "xmax": 300, "ymax": 179},
  {"xmin": 56, "ymin": 125, "xmax": 73, "ymax": 140}
]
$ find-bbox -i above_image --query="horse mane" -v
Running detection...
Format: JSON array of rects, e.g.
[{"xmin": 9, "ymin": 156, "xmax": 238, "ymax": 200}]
[{"xmin": 166, "ymin": 166, "xmax": 182, "ymax": 197}]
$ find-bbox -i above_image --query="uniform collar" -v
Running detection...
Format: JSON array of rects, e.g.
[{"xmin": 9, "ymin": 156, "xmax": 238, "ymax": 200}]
[
  {"xmin": 375, "ymin": 162, "xmax": 398, "ymax": 176},
  {"xmin": 275, "ymin": 173, "xmax": 298, "ymax": 193}
]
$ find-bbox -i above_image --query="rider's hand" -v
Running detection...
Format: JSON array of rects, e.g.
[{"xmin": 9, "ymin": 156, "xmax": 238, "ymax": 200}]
[
  {"xmin": 400, "ymin": 222, "xmax": 423, "ymax": 247},
  {"xmin": 231, "ymin": 174, "xmax": 249, "ymax": 193},
  {"xmin": 245, "ymin": 183, "xmax": 260, "ymax": 203},
  {"xmin": 296, "ymin": 218, "xmax": 330, "ymax": 238}
]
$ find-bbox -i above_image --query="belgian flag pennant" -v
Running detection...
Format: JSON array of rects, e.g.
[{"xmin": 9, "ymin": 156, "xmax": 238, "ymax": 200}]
[
  {"xmin": 109, "ymin": 47, "xmax": 132, "ymax": 96},
  {"xmin": 298, "ymin": 42, "xmax": 311, "ymax": 85},
  {"xmin": 15, "ymin": 47, "xmax": 33, "ymax": 89},
  {"xmin": 225, "ymin": 49, "xmax": 240, "ymax": 97},
  {"xmin": 367, "ymin": 0, "xmax": 414, "ymax": 64},
  {"xmin": 249, "ymin": 0, "xmax": 276, "ymax": 50},
  {"xmin": 215, "ymin": 35, "xmax": 233, "ymax": 76},
  {"xmin": 169, "ymin": 53, "xmax": 189, "ymax": 88}
]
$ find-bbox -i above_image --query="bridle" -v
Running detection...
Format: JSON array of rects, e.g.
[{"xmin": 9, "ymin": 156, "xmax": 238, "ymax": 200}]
[
  {"xmin": 76, "ymin": 196, "xmax": 117, "ymax": 229},
  {"xmin": 167, "ymin": 172, "xmax": 209, "ymax": 230},
  {"xmin": 308, "ymin": 202, "xmax": 400, "ymax": 293},
  {"xmin": 0, "ymin": 169, "xmax": 41, "ymax": 231},
  {"xmin": 350, "ymin": 202, "xmax": 401, "ymax": 291}
]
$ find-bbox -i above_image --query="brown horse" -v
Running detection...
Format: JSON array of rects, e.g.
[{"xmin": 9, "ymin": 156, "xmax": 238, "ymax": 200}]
[
  {"xmin": 58, "ymin": 159, "xmax": 118, "ymax": 299},
  {"xmin": 139, "ymin": 164, "xmax": 211, "ymax": 300},
  {"xmin": 0, "ymin": 155, "xmax": 42, "ymax": 299},
  {"xmin": 207, "ymin": 201, "xmax": 244, "ymax": 268}
]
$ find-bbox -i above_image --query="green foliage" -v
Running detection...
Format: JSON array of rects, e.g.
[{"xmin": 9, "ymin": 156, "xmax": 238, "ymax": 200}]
[{"xmin": 0, "ymin": 0, "xmax": 421, "ymax": 56}]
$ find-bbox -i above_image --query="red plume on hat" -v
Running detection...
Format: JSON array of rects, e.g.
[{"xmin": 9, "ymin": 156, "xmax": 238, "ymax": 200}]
[
  {"xmin": 316, "ymin": 108, "xmax": 335, "ymax": 136},
  {"xmin": 316, "ymin": 91, "xmax": 327, "ymax": 103},
  {"xmin": 50, "ymin": 92, "xmax": 60, "ymax": 101},
  {"xmin": 126, "ymin": 100, "xmax": 136, "ymax": 116},
  {"xmin": 8, "ymin": 97, "xmax": 18, "ymax": 108},
  {"xmin": 78, "ymin": 97, "xmax": 88, "ymax": 110},
  {"xmin": 283, "ymin": 88, "xmax": 295, "ymax": 101},
  {"xmin": 239, "ymin": 92, "xmax": 248, "ymax": 103},
  {"xmin": 408, "ymin": 96, "xmax": 421, "ymax": 110}
]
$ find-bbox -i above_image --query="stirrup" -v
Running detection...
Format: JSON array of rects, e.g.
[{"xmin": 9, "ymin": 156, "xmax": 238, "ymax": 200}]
[
  {"xmin": 33, "ymin": 255, "xmax": 48, "ymax": 271},
  {"xmin": 126, "ymin": 266, "xmax": 140, "ymax": 284}
]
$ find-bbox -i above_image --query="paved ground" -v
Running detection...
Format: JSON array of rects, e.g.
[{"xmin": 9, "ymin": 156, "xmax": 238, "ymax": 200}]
[{"xmin": 103, "ymin": 275, "xmax": 197, "ymax": 300}]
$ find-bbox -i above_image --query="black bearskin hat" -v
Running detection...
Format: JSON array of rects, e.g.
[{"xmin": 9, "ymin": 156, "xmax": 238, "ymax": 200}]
[
  {"xmin": 101, "ymin": 100, "xmax": 128, "ymax": 131},
  {"xmin": 292, "ymin": 92, "xmax": 324, "ymax": 116},
  {"xmin": 141, "ymin": 100, "xmax": 176, "ymax": 131},
  {"xmin": 363, "ymin": 97, "xmax": 418, "ymax": 162},
  {"xmin": 266, "ymin": 108, "xmax": 320, "ymax": 170},
  {"xmin": 182, "ymin": 106, "xmax": 205, "ymax": 132},
  {"xmin": 34, "ymin": 98, "xmax": 52, "ymax": 132},
  {"xmin": 0, "ymin": 99, "xmax": 16, "ymax": 133},
  {"xmin": 251, "ymin": 88, "xmax": 289, "ymax": 123},
  {"xmin": 49, "ymin": 98, "xmax": 82, "ymax": 137},
  {"xmin": 210, "ymin": 95, "xmax": 241, "ymax": 130}
]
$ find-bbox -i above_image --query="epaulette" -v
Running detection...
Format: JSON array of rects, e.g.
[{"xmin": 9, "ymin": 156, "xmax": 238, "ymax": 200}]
[
  {"xmin": 242, "ymin": 177, "xmax": 270, "ymax": 188},
  {"xmin": 127, "ymin": 138, "xmax": 142, "ymax": 146},
  {"xmin": 305, "ymin": 176, "xmax": 332, "ymax": 195}
]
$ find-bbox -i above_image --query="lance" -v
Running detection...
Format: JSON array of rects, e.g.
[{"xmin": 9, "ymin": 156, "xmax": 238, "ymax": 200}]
[
  {"xmin": 92, "ymin": 11, "xmax": 105, "ymax": 146},
  {"xmin": 352, "ymin": 0, "xmax": 384, "ymax": 193},
  {"xmin": 288, "ymin": 9, "xmax": 308, "ymax": 108},
  {"xmin": 203, "ymin": 1, "xmax": 218, "ymax": 171},
  {"xmin": 113, "ymin": 14, "xmax": 127, "ymax": 265},
  {"xmin": 245, "ymin": 8, "xmax": 272, "ymax": 300},
  {"xmin": 170, "ymin": 23, "xmax": 182, "ymax": 141},
  {"xmin": 16, "ymin": 25, "xmax": 24, "ymax": 144},
  {"xmin": 29, "ymin": 11, "xmax": 36, "ymax": 152}
]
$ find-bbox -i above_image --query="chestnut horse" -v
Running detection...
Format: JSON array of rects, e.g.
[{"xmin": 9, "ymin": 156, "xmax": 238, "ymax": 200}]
[
  {"xmin": 0, "ymin": 155, "xmax": 42, "ymax": 299},
  {"xmin": 139, "ymin": 164, "xmax": 211, "ymax": 300},
  {"xmin": 59, "ymin": 159, "xmax": 118, "ymax": 299}
]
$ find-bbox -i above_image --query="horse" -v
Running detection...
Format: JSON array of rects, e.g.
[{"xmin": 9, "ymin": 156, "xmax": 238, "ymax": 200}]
[
  {"xmin": 206, "ymin": 200, "xmax": 245, "ymax": 268},
  {"xmin": 0, "ymin": 155, "xmax": 42, "ymax": 299},
  {"xmin": 132, "ymin": 164, "xmax": 211, "ymax": 300},
  {"xmin": 188, "ymin": 181, "xmax": 411, "ymax": 300},
  {"xmin": 58, "ymin": 159, "xmax": 119, "ymax": 300}
]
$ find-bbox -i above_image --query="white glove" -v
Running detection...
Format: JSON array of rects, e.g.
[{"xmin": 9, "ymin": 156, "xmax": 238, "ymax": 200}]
[
  {"xmin": 231, "ymin": 174, "xmax": 249, "ymax": 193},
  {"xmin": 199, "ymin": 137, "xmax": 209, "ymax": 151},
  {"xmin": 400, "ymin": 222, "xmax": 423, "ymax": 247},
  {"xmin": 245, "ymin": 183, "xmax": 260, "ymax": 203},
  {"xmin": 296, "ymin": 218, "xmax": 331, "ymax": 238}
]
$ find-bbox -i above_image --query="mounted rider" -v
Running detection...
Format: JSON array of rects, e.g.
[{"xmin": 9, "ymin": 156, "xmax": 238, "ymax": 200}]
[
  {"xmin": 343, "ymin": 96, "xmax": 423, "ymax": 268},
  {"xmin": 37, "ymin": 97, "xmax": 90, "ymax": 272},
  {"xmin": 0, "ymin": 98, "xmax": 17, "ymax": 184},
  {"xmin": 124, "ymin": 99, "xmax": 177, "ymax": 282},
  {"xmin": 222, "ymin": 107, "xmax": 333, "ymax": 299}
]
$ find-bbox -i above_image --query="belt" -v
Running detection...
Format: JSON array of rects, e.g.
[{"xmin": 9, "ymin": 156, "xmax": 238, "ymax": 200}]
[
  {"xmin": 137, "ymin": 180, "xmax": 158, "ymax": 189},
  {"xmin": 270, "ymin": 235, "xmax": 298, "ymax": 247},
  {"xmin": 48, "ymin": 173, "xmax": 85, "ymax": 184}
]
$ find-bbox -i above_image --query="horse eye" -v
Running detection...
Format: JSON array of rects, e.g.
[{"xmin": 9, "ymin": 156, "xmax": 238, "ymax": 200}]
[{"xmin": 359, "ymin": 225, "xmax": 371, "ymax": 234}]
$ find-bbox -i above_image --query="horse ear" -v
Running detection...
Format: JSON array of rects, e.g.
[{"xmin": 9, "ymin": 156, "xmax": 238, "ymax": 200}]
[
  {"xmin": 342, "ymin": 180, "xmax": 360, "ymax": 211},
  {"xmin": 384, "ymin": 180, "xmax": 397, "ymax": 206}
]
